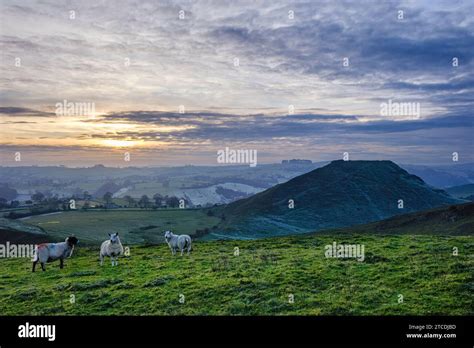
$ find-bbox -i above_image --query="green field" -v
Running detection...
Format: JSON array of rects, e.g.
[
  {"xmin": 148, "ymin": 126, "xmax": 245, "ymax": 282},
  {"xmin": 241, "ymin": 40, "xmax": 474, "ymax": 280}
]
[
  {"xmin": 22, "ymin": 209, "xmax": 221, "ymax": 245},
  {"xmin": 0, "ymin": 234, "xmax": 472, "ymax": 315},
  {"xmin": 0, "ymin": 207, "xmax": 30, "ymax": 217}
]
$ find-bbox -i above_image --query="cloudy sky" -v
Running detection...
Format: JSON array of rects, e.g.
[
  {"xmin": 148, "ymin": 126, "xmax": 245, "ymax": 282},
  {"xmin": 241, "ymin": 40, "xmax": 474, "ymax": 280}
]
[{"xmin": 0, "ymin": 0, "xmax": 473, "ymax": 166}]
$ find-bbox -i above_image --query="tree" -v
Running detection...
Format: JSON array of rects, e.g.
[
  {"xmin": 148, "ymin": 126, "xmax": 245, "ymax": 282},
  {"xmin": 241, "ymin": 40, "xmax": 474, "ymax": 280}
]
[
  {"xmin": 166, "ymin": 196, "xmax": 180, "ymax": 208},
  {"xmin": 103, "ymin": 192, "xmax": 113, "ymax": 205},
  {"xmin": 124, "ymin": 195, "xmax": 136, "ymax": 208},
  {"xmin": 44, "ymin": 196, "xmax": 61, "ymax": 210},
  {"xmin": 0, "ymin": 197, "xmax": 8, "ymax": 209},
  {"xmin": 153, "ymin": 193, "xmax": 163, "ymax": 208},
  {"xmin": 32, "ymin": 192, "xmax": 45, "ymax": 204},
  {"xmin": 83, "ymin": 191, "xmax": 92, "ymax": 201},
  {"xmin": 82, "ymin": 201, "xmax": 90, "ymax": 211},
  {"xmin": 139, "ymin": 195, "xmax": 150, "ymax": 209}
]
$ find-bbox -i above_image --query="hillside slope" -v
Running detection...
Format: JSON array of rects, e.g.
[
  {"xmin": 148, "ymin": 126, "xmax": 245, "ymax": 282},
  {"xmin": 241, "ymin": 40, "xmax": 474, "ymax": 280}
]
[
  {"xmin": 315, "ymin": 202, "xmax": 474, "ymax": 236},
  {"xmin": 0, "ymin": 218, "xmax": 50, "ymax": 244},
  {"xmin": 21, "ymin": 209, "xmax": 221, "ymax": 245},
  {"xmin": 216, "ymin": 160, "xmax": 463, "ymax": 239},
  {"xmin": 446, "ymin": 184, "xmax": 474, "ymax": 199},
  {"xmin": 0, "ymin": 234, "xmax": 471, "ymax": 315}
]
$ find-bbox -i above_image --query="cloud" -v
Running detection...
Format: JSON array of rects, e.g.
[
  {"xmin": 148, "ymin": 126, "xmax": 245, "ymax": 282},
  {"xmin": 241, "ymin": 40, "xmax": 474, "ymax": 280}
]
[
  {"xmin": 0, "ymin": 107, "xmax": 55, "ymax": 116},
  {"xmin": 81, "ymin": 110, "xmax": 473, "ymax": 143},
  {"xmin": 0, "ymin": 0, "xmax": 472, "ymax": 165},
  {"xmin": 1, "ymin": 0, "xmax": 473, "ymax": 113}
]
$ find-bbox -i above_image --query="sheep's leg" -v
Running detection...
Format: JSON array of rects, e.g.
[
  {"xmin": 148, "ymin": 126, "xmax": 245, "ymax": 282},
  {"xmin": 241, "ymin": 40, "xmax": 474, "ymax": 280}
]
[
  {"xmin": 32, "ymin": 260, "xmax": 37, "ymax": 272},
  {"xmin": 100, "ymin": 254, "xmax": 103, "ymax": 266},
  {"xmin": 41, "ymin": 263, "xmax": 46, "ymax": 271},
  {"xmin": 180, "ymin": 248, "xmax": 184, "ymax": 256},
  {"xmin": 111, "ymin": 256, "xmax": 115, "ymax": 266},
  {"xmin": 59, "ymin": 258, "xmax": 64, "ymax": 269}
]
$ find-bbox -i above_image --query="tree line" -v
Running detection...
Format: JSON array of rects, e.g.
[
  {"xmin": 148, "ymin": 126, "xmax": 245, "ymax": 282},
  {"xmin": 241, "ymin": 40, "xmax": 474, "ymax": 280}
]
[{"xmin": 0, "ymin": 190, "xmax": 187, "ymax": 218}]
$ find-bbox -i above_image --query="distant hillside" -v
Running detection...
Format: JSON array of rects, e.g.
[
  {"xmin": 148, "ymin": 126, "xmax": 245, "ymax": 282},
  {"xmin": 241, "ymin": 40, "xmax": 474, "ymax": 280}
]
[
  {"xmin": 93, "ymin": 181, "xmax": 121, "ymax": 198},
  {"xmin": 214, "ymin": 160, "xmax": 463, "ymax": 239},
  {"xmin": 0, "ymin": 218, "xmax": 50, "ymax": 244},
  {"xmin": 316, "ymin": 202, "xmax": 474, "ymax": 236},
  {"xmin": 0, "ymin": 163, "xmax": 325, "ymax": 206},
  {"xmin": 400, "ymin": 164, "xmax": 472, "ymax": 188},
  {"xmin": 0, "ymin": 184, "xmax": 18, "ymax": 201},
  {"xmin": 446, "ymin": 184, "xmax": 474, "ymax": 200}
]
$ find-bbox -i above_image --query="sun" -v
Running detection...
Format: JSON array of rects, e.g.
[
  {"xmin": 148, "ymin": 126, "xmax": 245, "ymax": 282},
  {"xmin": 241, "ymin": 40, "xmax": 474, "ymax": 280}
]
[{"xmin": 101, "ymin": 139, "xmax": 136, "ymax": 148}]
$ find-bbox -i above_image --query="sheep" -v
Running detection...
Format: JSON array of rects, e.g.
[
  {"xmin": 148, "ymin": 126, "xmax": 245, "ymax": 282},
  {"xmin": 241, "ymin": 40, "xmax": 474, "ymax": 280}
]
[
  {"xmin": 164, "ymin": 230, "xmax": 192, "ymax": 256},
  {"xmin": 100, "ymin": 232, "xmax": 124, "ymax": 266},
  {"xmin": 32, "ymin": 236, "xmax": 79, "ymax": 272}
]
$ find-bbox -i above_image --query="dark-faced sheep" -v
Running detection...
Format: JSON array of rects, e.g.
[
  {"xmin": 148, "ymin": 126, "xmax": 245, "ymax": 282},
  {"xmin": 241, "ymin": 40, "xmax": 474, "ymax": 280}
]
[{"xmin": 32, "ymin": 236, "xmax": 79, "ymax": 272}]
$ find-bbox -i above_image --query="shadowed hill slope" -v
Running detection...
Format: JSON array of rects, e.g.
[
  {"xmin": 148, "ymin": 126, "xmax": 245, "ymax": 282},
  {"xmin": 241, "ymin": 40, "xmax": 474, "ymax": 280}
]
[
  {"xmin": 314, "ymin": 202, "xmax": 474, "ymax": 236},
  {"xmin": 214, "ymin": 160, "xmax": 463, "ymax": 239}
]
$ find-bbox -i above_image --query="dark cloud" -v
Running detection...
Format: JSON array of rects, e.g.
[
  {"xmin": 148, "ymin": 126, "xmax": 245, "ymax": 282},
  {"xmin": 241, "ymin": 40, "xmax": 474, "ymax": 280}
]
[
  {"xmin": 0, "ymin": 107, "xmax": 55, "ymax": 117},
  {"xmin": 83, "ymin": 110, "xmax": 473, "ymax": 143}
]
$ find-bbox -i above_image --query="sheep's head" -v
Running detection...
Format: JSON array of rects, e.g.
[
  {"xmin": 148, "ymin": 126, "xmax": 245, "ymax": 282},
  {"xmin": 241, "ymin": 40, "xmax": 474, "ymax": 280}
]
[
  {"xmin": 66, "ymin": 235, "xmax": 79, "ymax": 247},
  {"xmin": 108, "ymin": 232, "xmax": 120, "ymax": 244},
  {"xmin": 164, "ymin": 230, "xmax": 172, "ymax": 242}
]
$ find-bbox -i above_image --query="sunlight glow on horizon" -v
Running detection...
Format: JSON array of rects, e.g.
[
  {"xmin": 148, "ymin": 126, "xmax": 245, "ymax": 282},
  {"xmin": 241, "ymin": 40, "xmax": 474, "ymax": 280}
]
[{"xmin": 100, "ymin": 139, "xmax": 137, "ymax": 148}]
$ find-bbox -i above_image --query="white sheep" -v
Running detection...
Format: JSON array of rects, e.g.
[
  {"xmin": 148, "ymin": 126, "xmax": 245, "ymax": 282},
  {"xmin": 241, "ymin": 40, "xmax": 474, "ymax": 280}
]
[
  {"xmin": 32, "ymin": 236, "xmax": 79, "ymax": 272},
  {"xmin": 100, "ymin": 233, "xmax": 124, "ymax": 266},
  {"xmin": 164, "ymin": 231, "xmax": 192, "ymax": 256}
]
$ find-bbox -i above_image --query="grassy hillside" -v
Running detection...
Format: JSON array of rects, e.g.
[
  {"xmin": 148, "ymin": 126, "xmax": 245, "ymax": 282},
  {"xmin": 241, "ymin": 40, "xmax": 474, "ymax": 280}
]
[
  {"xmin": 0, "ymin": 218, "xmax": 50, "ymax": 244},
  {"xmin": 314, "ymin": 202, "xmax": 474, "ymax": 236},
  {"xmin": 4, "ymin": 201, "xmax": 472, "ymax": 246},
  {"xmin": 218, "ymin": 160, "xmax": 462, "ymax": 238},
  {"xmin": 23, "ymin": 209, "xmax": 221, "ymax": 245},
  {"xmin": 446, "ymin": 184, "xmax": 474, "ymax": 199},
  {"xmin": 0, "ymin": 234, "xmax": 472, "ymax": 315}
]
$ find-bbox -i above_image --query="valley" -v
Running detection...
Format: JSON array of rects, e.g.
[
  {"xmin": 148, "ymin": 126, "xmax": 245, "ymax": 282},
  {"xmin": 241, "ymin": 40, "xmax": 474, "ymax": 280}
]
[{"xmin": 0, "ymin": 160, "xmax": 472, "ymax": 316}]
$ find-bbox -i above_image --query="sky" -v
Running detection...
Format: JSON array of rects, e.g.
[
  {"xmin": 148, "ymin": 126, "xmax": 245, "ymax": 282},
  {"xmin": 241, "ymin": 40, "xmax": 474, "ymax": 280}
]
[{"xmin": 0, "ymin": 0, "xmax": 473, "ymax": 167}]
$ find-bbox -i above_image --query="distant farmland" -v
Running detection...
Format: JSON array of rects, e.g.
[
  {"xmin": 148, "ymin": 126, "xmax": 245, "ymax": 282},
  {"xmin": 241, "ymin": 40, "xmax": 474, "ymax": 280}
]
[{"xmin": 24, "ymin": 209, "xmax": 221, "ymax": 245}]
